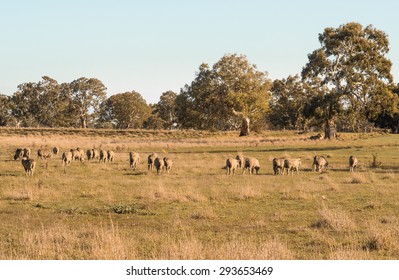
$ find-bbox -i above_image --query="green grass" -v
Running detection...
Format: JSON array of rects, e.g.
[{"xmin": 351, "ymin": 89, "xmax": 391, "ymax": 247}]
[{"xmin": 0, "ymin": 129, "xmax": 399, "ymax": 259}]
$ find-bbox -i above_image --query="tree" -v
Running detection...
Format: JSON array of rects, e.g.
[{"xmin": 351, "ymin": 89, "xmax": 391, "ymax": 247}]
[
  {"xmin": 302, "ymin": 22, "xmax": 396, "ymax": 138},
  {"xmin": 11, "ymin": 81, "xmax": 41, "ymax": 127},
  {"xmin": 100, "ymin": 91, "xmax": 151, "ymax": 129},
  {"xmin": 373, "ymin": 83, "xmax": 399, "ymax": 132},
  {"xmin": 10, "ymin": 76, "xmax": 77, "ymax": 127},
  {"xmin": 269, "ymin": 75, "xmax": 311, "ymax": 130},
  {"xmin": 154, "ymin": 91, "xmax": 177, "ymax": 129},
  {"xmin": 0, "ymin": 94, "xmax": 12, "ymax": 126},
  {"xmin": 177, "ymin": 54, "xmax": 271, "ymax": 135},
  {"xmin": 34, "ymin": 76, "xmax": 77, "ymax": 127},
  {"xmin": 70, "ymin": 77, "xmax": 107, "ymax": 128}
]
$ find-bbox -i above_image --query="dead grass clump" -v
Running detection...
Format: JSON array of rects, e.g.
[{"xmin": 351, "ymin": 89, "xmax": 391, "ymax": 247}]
[
  {"xmin": 350, "ymin": 173, "xmax": 367, "ymax": 184},
  {"xmin": 190, "ymin": 208, "xmax": 216, "ymax": 220},
  {"xmin": 370, "ymin": 154, "xmax": 382, "ymax": 168},
  {"xmin": 4, "ymin": 188, "xmax": 33, "ymax": 201},
  {"xmin": 312, "ymin": 206, "xmax": 356, "ymax": 232},
  {"xmin": 156, "ymin": 234, "xmax": 294, "ymax": 259},
  {"xmin": 15, "ymin": 220, "xmax": 133, "ymax": 259},
  {"xmin": 211, "ymin": 238, "xmax": 294, "ymax": 260},
  {"xmin": 363, "ymin": 219, "xmax": 399, "ymax": 253},
  {"xmin": 329, "ymin": 245, "xmax": 371, "ymax": 260},
  {"xmin": 235, "ymin": 184, "xmax": 263, "ymax": 201}
]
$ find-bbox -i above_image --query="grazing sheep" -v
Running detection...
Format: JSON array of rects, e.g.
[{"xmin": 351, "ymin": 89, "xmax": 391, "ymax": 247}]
[
  {"xmin": 86, "ymin": 149, "xmax": 94, "ymax": 160},
  {"xmin": 129, "ymin": 152, "xmax": 140, "ymax": 170},
  {"xmin": 21, "ymin": 157, "xmax": 36, "ymax": 176},
  {"xmin": 225, "ymin": 158, "xmax": 239, "ymax": 175},
  {"xmin": 312, "ymin": 156, "xmax": 329, "ymax": 173},
  {"xmin": 13, "ymin": 148, "xmax": 23, "ymax": 160},
  {"xmin": 163, "ymin": 157, "xmax": 173, "ymax": 173},
  {"xmin": 154, "ymin": 157, "xmax": 165, "ymax": 174},
  {"xmin": 349, "ymin": 155, "xmax": 358, "ymax": 172},
  {"xmin": 52, "ymin": 147, "xmax": 59, "ymax": 155},
  {"xmin": 235, "ymin": 154, "xmax": 244, "ymax": 169},
  {"xmin": 107, "ymin": 150, "xmax": 115, "ymax": 162},
  {"xmin": 14, "ymin": 148, "xmax": 30, "ymax": 160},
  {"xmin": 62, "ymin": 151, "xmax": 73, "ymax": 166},
  {"xmin": 243, "ymin": 157, "xmax": 261, "ymax": 175},
  {"xmin": 272, "ymin": 158, "xmax": 285, "ymax": 175},
  {"xmin": 37, "ymin": 149, "xmax": 53, "ymax": 160},
  {"xmin": 148, "ymin": 153, "xmax": 158, "ymax": 171},
  {"xmin": 92, "ymin": 149, "xmax": 100, "ymax": 161},
  {"xmin": 71, "ymin": 148, "xmax": 84, "ymax": 162},
  {"xmin": 23, "ymin": 148, "xmax": 31, "ymax": 158},
  {"xmin": 284, "ymin": 158, "xmax": 301, "ymax": 175},
  {"xmin": 99, "ymin": 149, "xmax": 108, "ymax": 163}
]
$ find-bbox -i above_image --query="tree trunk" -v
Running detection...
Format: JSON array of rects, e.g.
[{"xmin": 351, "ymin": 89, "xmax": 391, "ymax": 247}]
[
  {"xmin": 239, "ymin": 116, "xmax": 250, "ymax": 137},
  {"xmin": 231, "ymin": 109, "xmax": 250, "ymax": 137},
  {"xmin": 80, "ymin": 115, "xmax": 87, "ymax": 128},
  {"xmin": 324, "ymin": 119, "xmax": 336, "ymax": 139}
]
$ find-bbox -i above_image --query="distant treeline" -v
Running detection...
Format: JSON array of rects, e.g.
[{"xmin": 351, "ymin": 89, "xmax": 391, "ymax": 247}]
[{"xmin": 1, "ymin": 22, "xmax": 399, "ymax": 137}]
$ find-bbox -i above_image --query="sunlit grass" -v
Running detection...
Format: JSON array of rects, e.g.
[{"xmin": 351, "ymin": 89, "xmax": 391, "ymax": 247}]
[{"xmin": 0, "ymin": 128, "xmax": 399, "ymax": 259}]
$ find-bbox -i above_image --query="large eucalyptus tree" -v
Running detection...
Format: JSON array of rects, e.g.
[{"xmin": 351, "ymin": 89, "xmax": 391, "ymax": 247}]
[
  {"xmin": 177, "ymin": 54, "xmax": 271, "ymax": 136},
  {"xmin": 302, "ymin": 22, "xmax": 396, "ymax": 138}
]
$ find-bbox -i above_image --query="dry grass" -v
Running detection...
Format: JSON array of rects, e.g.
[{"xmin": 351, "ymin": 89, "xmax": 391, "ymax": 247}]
[{"xmin": 1, "ymin": 129, "xmax": 399, "ymax": 260}]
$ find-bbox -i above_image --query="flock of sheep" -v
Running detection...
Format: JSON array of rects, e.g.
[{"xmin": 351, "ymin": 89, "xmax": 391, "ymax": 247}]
[
  {"xmin": 13, "ymin": 146, "xmax": 359, "ymax": 177},
  {"xmin": 12, "ymin": 147, "xmax": 174, "ymax": 176},
  {"xmin": 225, "ymin": 154, "xmax": 359, "ymax": 175}
]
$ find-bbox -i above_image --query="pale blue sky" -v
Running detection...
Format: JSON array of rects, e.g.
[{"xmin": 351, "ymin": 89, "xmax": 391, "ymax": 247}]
[{"xmin": 1, "ymin": 0, "xmax": 398, "ymax": 104}]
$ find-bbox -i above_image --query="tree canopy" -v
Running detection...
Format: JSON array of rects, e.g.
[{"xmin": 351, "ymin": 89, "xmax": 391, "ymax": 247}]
[
  {"xmin": 100, "ymin": 91, "xmax": 152, "ymax": 129},
  {"xmin": 177, "ymin": 54, "xmax": 271, "ymax": 135},
  {"xmin": 301, "ymin": 22, "xmax": 397, "ymax": 138},
  {"xmin": 1, "ymin": 22, "xmax": 398, "ymax": 134}
]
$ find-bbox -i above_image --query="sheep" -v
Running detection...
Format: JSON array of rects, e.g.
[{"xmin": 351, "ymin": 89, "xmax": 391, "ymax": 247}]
[
  {"xmin": 272, "ymin": 158, "xmax": 285, "ymax": 175},
  {"xmin": 71, "ymin": 148, "xmax": 84, "ymax": 162},
  {"xmin": 92, "ymin": 149, "xmax": 100, "ymax": 161},
  {"xmin": 14, "ymin": 148, "xmax": 30, "ymax": 160},
  {"xmin": 99, "ymin": 149, "xmax": 108, "ymax": 163},
  {"xmin": 349, "ymin": 155, "xmax": 358, "ymax": 172},
  {"xmin": 62, "ymin": 151, "xmax": 73, "ymax": 166},
  {"xmin": 312, "ymin": 156, "xmax": 329, "ymax": 173},
  {"xmin": 284, "ymin": 158, "xmax": 301, "ymax": 175},
  {"xmin": 86, "ymin": 149, "xmax": 94, "ymax": 160},
  {"xmin": 37, "ymin": 148, "xmax": 53, "ymax": 160},
  {"xmin": 21, "ymin": 157, "xmax": 36, "ymax": 176},
  {"xmin": 235, "ymin": 154, "xmax": 244, "ymax": 169},
  {"xmin": 148, "ymin": 153, "xmax": 158, "ymax": 171},
  {"xmin": 154, "ymin": 156, "xmax": 165, "ymax": 174},
  {"xmin": 163, "ymin": 157, "xmax": 173, "ymax": 173},
  {"xmin": 129, "ymin": 152, "xmax": 140, "ymax": 170},
  {"xmin": 52, "ymin": 146, "xmax": 59, "ymax": 155},
  {"xmin": 225, "ymin": 158, "xmax": 239, "ymax": 175},
  {"xmin": 23, "ymin": 148, "xmax": 31, "ymax": 158},
  {"xmin": 107, "ymin": 150, "xmax": 115, "ymax": 162},
  {"xmin": 243, "ymin": 157, "xmax": 261, "ymax": 175}
]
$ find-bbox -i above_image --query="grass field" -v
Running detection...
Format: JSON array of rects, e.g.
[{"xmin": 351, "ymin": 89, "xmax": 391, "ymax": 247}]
[{"xmin": 1, "ymin": 128, "xmax": 399, "ymax": 260}]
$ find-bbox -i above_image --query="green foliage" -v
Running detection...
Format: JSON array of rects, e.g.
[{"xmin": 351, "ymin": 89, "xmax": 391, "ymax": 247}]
[
  {"xmin": 0, "ymin": 94, "xmax": 13, "ymax": 126},
  {"xmin": 302, "ymin": 22, "xmax": 397, "ymax": 136},
  {"xmin": 177, "ymin": 54, "xmax": 271, "ymax": 131},
  {"xmin": 153, "ymin": 91, "xmax": 178, "ymax": 129},
  {"xmin": 100, "ymin": 91, "xmax": 151, "ymax": 129},
  {"xmin": 70, "ymin": 77, "xmax": 107, "ymax": 128},
  {"xmin": 270, "ymin": 75, "xmax": 310, "ymax": 130},
  {"xmin": 10, "ymin": 76, "xmax": 78, "ymax": 127}
]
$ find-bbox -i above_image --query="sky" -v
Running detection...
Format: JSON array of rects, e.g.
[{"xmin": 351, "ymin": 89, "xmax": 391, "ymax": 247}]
[{"xmin": 1, "ymin": 0, "xmax": 398, "ymax": 104}]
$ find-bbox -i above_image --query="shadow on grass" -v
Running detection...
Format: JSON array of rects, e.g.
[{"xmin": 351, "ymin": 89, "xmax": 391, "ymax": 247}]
[
  {"xmin": 123, "ymin": 171, "xmax": 148, "ymax": 176},
  {"xmin": 0, "ymin": 171, "xmax": 18, "ymax": 177}
]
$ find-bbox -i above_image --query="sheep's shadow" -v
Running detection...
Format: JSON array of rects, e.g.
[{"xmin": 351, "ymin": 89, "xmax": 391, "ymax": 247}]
[{"xmin": 123, "ymin": 170, "xmax": 148, "ymax": 176}]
